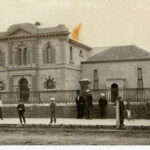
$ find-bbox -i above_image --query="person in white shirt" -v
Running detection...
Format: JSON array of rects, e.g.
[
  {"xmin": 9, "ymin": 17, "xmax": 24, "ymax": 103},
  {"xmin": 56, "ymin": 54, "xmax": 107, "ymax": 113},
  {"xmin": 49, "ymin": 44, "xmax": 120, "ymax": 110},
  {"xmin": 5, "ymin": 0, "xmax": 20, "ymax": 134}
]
[{"xmin": 0, "ymin": 98, "xmax": 3, "ymax": 120}]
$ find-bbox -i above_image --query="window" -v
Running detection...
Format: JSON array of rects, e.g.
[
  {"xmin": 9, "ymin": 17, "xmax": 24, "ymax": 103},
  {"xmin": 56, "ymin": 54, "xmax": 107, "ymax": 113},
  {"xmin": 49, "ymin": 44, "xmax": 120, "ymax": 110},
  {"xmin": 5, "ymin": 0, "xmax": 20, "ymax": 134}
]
[
  {"xmin": 70, "ymin": 46, "xmax": 73, "ymax": 61},
  {"xmin": 17, "ymin": 47, "xmax": 29, "ymax": 65},
  {"xmin": 43, "ymin": 42, "xmax": 55, "ymax": 64},
  {"xmin": 44, "ymin": 76, "xmax": 56, "ymax": 89},
  {"xmin": 93, "ymin": 69, "xmax": 99, "ymax": 90},
  {"xmin": 79, "ymin": 50, "xmax": 83, "ymax": 56},
  {"xmin": 137, "ymin": 68, "xmax": 143, "ymax": 89},
  {"xmin": 23, "ymin": 48, "xmax": 27, "ymax": 65},
  {"xmin": 18, "ymin": 48, "xmax": 22, "ymax": 65},
  {"xmin": 0, "ymin": 80, "xmax": 5, "ymax": 90},
  {"xmin": 47, "ymin": 46, "xmax": 52, "ymax": 63}
]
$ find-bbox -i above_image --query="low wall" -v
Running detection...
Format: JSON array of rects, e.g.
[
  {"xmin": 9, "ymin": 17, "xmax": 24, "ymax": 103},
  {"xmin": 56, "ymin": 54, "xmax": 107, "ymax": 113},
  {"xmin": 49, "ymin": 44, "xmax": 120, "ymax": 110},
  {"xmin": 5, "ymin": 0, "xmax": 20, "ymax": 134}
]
[{"xmin": 1, "ymin": 103, "xmax": 148, "ymax": 119}]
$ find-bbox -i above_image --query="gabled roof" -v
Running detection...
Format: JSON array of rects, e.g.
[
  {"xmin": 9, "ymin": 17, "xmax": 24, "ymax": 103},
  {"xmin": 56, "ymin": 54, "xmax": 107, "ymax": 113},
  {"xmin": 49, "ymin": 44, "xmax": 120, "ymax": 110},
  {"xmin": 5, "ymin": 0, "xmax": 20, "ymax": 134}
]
[
  {"xmin": 84, "ymin": 45, "xmax": 150, "ymax": 63},
  {"xmin": 7, "ymin": 23, "xmax": 37, "ymax": 34},
  {"xmin": 0, "ymin": 23, "xmax": 70, "ymax": 38}
]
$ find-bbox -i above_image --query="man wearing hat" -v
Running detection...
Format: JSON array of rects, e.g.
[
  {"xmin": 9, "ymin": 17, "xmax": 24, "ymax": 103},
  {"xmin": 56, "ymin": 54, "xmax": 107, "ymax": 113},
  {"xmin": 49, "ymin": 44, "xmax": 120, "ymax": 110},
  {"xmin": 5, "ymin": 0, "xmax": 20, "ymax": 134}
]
[
  {"xmin": 50, "ymin": 97, "xmax": 56, "ymax": 124},
  {"xmin": 85, "ymin": 89, "xmax": 93, "ymax": 119},
  {"xmin": 99, "ymin": 93, "xmax": 107, "ymax": 118},
  {"xmin": 75, "ymin": 90, "xmax": 85, "ymax": 119}
]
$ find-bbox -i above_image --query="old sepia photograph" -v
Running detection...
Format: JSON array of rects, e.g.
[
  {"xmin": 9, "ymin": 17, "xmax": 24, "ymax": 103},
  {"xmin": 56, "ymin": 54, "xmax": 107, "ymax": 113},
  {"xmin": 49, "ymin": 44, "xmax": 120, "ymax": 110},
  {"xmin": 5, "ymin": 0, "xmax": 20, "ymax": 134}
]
[{"xmin": 0, "ymin": 0, "xmax": 150, "ymax": 147}]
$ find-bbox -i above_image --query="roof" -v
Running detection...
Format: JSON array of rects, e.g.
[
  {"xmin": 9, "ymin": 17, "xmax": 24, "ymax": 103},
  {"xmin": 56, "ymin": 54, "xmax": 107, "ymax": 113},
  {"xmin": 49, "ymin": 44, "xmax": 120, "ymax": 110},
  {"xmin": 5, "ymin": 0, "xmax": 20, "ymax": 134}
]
[
  {"xmin": 0, "ymin": 23, "xmax": 70, "ymax": 38},
  {"xmin": 69, "ymin": 38, "xmax": 91, "ymax": 50},
  {"xmin": 84, "ymin": 45, "xmax": 150, "ymax": 63},
  {"xmin": 91, "ymin": 47, "xmax": 110, "ymax": 55}
]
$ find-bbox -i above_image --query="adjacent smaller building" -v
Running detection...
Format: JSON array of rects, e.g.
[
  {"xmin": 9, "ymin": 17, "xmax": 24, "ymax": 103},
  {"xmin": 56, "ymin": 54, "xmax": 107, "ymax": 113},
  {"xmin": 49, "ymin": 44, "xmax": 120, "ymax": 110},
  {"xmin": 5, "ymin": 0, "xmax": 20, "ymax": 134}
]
[{"xmin": 81, "ymin": 45, "xmax": 150, "ymax": 102}]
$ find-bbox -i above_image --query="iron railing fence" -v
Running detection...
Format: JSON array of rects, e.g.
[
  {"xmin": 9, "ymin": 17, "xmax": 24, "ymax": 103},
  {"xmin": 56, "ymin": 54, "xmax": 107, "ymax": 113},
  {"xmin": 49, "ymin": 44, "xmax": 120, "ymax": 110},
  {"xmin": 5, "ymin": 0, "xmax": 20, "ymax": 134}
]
[{"xmin": 0, "ymin": 88, "xmax": 150, "ymax": 104}]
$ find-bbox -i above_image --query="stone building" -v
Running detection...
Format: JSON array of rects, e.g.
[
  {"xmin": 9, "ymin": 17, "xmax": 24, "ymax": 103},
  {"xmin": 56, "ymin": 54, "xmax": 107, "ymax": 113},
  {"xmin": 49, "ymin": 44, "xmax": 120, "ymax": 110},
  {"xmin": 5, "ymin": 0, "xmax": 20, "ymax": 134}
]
[
  {"xmin": 1, "ymin": 23, "xmax": 150, "ymax": 103},
  {"xmin": 0, "ymin": 23, "xmax": 91, "ymax": 101},
  {"xmin": 81, "ymin": 45, "xmax": 150, "ymax": 102}
]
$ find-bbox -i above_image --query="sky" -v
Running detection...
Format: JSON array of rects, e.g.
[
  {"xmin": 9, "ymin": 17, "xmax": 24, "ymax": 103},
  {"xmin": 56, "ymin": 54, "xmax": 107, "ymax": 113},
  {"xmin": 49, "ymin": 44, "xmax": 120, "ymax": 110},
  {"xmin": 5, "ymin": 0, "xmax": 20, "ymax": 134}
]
[{"xmin": 1, "ymin": 0, "xmax": 150, "ymax": 51}]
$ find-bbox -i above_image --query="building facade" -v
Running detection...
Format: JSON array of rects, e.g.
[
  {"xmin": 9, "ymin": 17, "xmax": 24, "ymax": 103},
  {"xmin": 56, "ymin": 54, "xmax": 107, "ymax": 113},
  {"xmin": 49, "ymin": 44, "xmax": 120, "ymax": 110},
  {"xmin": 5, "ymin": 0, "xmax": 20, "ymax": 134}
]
[
  {"xmin": 1, "ymin": 23, "xmax": 150, "ymax": 103},
  {"xmin": 81, "ymin": 45, "xmax": 150, "ymax": 102},
  {"xmin": 0, "ymin": 23, "xmax": 91, "ymax": 102}
]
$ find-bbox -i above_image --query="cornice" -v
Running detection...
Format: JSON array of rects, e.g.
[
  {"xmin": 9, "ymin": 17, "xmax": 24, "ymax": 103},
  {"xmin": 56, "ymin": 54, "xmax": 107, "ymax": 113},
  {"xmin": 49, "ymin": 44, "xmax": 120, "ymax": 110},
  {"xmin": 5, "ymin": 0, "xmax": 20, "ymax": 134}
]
[
  {"xmin": 81, "ymin": 58, "xmax": 150, "ymax": 64},
  {"xmin": 0, "ymin": 63, "xmax": 81, "ymax": 72},
  {"xmin": 0, "ymin": 31, "xmax": 70, "ymax": 41}
]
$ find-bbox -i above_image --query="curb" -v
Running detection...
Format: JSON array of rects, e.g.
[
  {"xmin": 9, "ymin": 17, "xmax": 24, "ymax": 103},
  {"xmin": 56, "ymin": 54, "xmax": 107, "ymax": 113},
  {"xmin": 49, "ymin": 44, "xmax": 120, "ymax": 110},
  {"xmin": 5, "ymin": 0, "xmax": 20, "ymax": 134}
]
[{"xmin": 0, "ymin": 124, "xmax": 150, "ymax": 131}]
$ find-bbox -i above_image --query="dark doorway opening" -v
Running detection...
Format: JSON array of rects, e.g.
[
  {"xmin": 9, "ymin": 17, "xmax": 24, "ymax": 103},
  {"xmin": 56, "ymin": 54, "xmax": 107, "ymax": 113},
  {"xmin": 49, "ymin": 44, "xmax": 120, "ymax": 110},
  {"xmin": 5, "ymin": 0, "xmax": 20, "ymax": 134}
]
[
  {"xmin": 19, "ymin": 78, "xmax": 29, "ymax": 102},
  {"xmin": 111, "ymin": 83, "xmax": 118, "ymax": 103}
]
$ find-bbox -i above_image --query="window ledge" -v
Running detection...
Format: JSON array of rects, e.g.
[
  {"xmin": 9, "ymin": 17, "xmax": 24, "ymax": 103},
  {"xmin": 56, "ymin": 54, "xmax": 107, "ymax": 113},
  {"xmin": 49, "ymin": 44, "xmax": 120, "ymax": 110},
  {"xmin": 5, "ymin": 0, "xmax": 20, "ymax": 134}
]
[
  {"xmin": 79, "ymin": 54, "xmax": 83, "ymax": 57},
  {"xmin": 69, "ymin": 60, "xmax": 74, "ymax": 64}
]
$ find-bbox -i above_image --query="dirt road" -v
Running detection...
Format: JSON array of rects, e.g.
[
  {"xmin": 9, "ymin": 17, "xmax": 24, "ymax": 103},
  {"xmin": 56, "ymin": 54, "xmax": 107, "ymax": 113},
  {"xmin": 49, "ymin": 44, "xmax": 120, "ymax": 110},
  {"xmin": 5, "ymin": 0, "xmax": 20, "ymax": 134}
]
[{"xmin": 0, "ymin": 127, "xmax": 150, "ymax": 145}]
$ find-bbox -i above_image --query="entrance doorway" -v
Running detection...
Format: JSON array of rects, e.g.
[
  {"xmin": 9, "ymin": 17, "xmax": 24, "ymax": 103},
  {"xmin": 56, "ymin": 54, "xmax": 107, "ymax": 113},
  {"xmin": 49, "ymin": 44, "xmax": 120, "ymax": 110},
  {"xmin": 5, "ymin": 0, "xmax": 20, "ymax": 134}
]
[
  {"xmin": 19, "ymin": 78, "xmax": 30, "ymax": 102},
  {"xmin": 111, "ymin": 83, "xmax": 118, "ymax": 103}
]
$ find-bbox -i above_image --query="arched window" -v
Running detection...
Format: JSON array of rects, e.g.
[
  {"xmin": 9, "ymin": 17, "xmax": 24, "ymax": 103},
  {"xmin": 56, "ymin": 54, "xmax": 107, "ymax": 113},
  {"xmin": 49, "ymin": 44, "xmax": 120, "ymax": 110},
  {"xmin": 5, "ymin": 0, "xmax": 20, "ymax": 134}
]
[
  {"xmin": 43, "ymin": 42, "xmax": 55, "ymax": 64},
  {"xmin": 0, "ymin": 51, "xmax": 2, "ymax": 66},
  {"xmin": 46, "ymin": 46, "xmax": 52, "ymax": 63},
  {"xmin": 17, "ymin": 47, "xmax": 29, "ymax": 65},
  {"xmin": 70, "ymin": 46, "xmax": 73, "ymax": 61},
  {"xmin": 18, "ymin": 48, "xmax": 22, "ymax": 65}
]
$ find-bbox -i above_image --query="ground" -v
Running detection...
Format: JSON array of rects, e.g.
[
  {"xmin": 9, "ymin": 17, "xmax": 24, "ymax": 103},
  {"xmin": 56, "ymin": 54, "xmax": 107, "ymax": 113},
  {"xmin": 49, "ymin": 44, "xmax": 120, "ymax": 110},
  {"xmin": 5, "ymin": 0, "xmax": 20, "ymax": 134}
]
[{"xmin": 0, "ymin": 127, "xmax": 150, "ymax": 145}]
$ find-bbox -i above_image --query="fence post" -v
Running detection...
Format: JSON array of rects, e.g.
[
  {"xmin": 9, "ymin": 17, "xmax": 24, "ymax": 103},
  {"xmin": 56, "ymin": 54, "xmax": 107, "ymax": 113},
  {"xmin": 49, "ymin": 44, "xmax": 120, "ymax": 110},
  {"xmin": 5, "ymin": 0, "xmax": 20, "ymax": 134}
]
[{"xmin": 116, "ymin": 98, "xmax": 120, "ymax": 129}]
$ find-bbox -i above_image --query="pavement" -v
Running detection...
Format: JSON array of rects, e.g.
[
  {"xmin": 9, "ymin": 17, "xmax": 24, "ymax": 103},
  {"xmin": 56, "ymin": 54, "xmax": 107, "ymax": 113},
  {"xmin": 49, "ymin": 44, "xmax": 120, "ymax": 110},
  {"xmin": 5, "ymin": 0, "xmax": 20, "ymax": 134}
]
[{"xmin": 0, "ymin": 118, "xmax": 150, "ymax": 127}]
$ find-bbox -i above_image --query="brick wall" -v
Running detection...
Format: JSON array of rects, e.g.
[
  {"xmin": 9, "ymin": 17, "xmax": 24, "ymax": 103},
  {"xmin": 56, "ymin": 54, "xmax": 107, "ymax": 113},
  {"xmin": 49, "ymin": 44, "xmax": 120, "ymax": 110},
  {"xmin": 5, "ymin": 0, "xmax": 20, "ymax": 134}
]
[{"xmin": 2, "ymin": 104, "xmax": 147, "ymax": 119}]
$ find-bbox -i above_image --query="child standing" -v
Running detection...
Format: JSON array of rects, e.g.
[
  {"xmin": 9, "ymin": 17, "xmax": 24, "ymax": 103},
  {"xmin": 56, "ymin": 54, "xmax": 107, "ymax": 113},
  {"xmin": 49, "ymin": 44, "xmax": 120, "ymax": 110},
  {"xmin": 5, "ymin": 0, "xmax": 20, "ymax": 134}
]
[
  {"xmin": 17, "ymin": 99, "xmax": 26, "ymax": 125},
  {"xmin": 50, "ymin": 97, "xmax": 56, "ymax": 124}
]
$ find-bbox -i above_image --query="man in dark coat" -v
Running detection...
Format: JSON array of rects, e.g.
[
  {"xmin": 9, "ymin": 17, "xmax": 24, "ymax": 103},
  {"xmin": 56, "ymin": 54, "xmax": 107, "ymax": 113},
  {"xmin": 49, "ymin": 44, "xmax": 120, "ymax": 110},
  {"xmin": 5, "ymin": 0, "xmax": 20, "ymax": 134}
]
[
  {"xmin": 99, "ymin": 93, "xmax": 107, "ymax": 118},
  {"xmin": 85, "ymin": 90, "xmax": 93, "ymax": 119},
  {"xmin": 0, "ymin": 98, "xmax": 3, "ymax": 120},
  {"xmin": 17, "ymin": 99, "xmax": 26, "ymax": 125},
  {"xmin": 75, "ymin": 90, "xmax": 85, "ymax": 119},
  {"xmin": 118, "ymin": 96, "xmax": 125, "ymax": 127}
]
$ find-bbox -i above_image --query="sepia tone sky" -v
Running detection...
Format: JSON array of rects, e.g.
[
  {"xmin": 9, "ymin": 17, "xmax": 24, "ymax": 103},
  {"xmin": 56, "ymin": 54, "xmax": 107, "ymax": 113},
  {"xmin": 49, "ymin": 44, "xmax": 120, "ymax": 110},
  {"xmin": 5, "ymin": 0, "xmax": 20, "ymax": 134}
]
[{"xmin": 1, "ymin": 0, "xmax": 150, "ymax": 51}]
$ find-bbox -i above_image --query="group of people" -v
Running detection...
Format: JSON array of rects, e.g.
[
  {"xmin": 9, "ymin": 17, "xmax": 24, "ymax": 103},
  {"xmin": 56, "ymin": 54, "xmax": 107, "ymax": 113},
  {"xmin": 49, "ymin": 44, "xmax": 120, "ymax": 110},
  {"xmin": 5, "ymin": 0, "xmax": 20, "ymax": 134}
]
[
  {"xmin": 0, "ymin": 91, "xmax": 132, "ymax": 127},
  {"xmin": 75, "ymin": 90, "xmax": 132, "ymax": 128},
  {"xmin": 16, "ymin": 98, "xmax": 57, "ymax": 125},
  {"xmin": 75, "ymin": 90, "xmax": 108, "ymax": 119},
  {"xmin": 0, "ymin": 97, "xmax": 57, "ymax": 125}
]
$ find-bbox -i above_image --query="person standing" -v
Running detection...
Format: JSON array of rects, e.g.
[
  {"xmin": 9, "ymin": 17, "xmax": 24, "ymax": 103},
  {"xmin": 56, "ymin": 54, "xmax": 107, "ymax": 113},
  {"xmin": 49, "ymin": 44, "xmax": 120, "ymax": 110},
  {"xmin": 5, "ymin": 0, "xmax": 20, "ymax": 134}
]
[
  {"xmin": 0, "ymin": 98, "xmax": 3, "ymax": 120},
  {"xmin": 75, "ymin": 90, "xmax": 85, "ymax": 119},
  {"xmin": 17, "ymin": 100, "xmax": 26, "ymax": 125},
  {"xmin": 126, "ymin": 99, "xmax": 131, "ymax": 120},
  {"xmin": 50, "ymin": 97, "xmax": 56, "ymax": 124},
  {"xmin": 99, "ymin": 93, "xmax": 107, "ymax": 118},
  {"xmin": 118, "ymin": 96, "xmax": 125, "ymax": 128},
  {"xmin": 85, "ymin": 90, "xmax": 93, "ymax": 119}
]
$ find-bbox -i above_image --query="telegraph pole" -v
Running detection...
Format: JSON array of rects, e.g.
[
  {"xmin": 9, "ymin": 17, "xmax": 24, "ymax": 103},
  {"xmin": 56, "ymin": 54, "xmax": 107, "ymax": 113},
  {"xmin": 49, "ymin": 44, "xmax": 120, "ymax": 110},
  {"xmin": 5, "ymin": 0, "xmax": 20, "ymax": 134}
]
[{"xmin": 35, "ymin": 21, "xmax": 41, "ymax": 102}]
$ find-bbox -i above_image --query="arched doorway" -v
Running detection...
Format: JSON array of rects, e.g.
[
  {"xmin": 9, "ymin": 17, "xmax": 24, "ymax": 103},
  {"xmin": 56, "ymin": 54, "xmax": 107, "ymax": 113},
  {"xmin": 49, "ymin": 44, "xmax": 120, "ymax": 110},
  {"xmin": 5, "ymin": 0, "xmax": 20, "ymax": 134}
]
[
  {"xmin": 19, "ymin": 78, "xmax": 30, "ymax": 102},
  {"xmin": 111, "ymin": 83, "xmax": 118, "ymax": 103}
]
